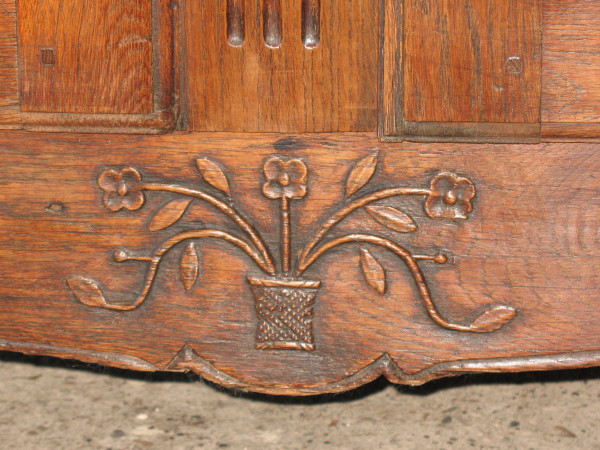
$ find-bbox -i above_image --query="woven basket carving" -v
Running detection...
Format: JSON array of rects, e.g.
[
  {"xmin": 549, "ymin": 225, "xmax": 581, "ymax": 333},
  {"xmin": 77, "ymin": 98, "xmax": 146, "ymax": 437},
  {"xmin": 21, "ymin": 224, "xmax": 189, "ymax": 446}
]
[{"xmin": 248, "ymin": 277, "xmax": 321, "ymax": 351}]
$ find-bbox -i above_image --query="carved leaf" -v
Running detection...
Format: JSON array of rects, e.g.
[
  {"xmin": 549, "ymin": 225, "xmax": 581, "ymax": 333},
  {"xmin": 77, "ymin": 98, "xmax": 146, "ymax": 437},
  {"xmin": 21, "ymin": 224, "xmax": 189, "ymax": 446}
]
[
  {"xmin": 180, "ymin": 243, "xmax": 199, "ymax": 292},
  {"xmin": 359, "ymin": 248, "xmax": 386, "ymax": 294},
  {"xmin": 149, "ymin": 198, "xmax": 192, "ymax": 231},
  {"xmin": 470, "ymin": 306, "xmax": 517, "ymax": 332},
  {"xmin": 346, "ymin": 152, "xmax": 378, "ymax": 196},
  {"xmin": 196, "ymin": 158, "xmax": 231, "ymax": 195},
  {"xmin": 365, "ymin": 206, "xmax": 418, "ymax": 233},
  {"xmin": 67, "ymin": 276, "xmax": 107, "ymax": 308}
]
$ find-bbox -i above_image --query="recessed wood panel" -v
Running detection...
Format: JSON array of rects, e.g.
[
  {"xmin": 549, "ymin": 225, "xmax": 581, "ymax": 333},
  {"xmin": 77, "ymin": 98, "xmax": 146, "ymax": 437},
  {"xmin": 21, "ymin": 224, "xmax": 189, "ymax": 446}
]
[
  {"xmin": 182, "ymin": 0, "xmax": 379, "ymax": 132},
  {"xmin": 403, "ymin": 0, "xmax": 541, "ymax": 124},
  {"xmin": 382, "ymin": 0, "xmax": 543, "ymax": 142},
  {"xmin": 18, "ymin": 0, "xmax": 153, "ymax": 115},
  {"xmin": 542, "ymin": 0, "xmax": 600, "ymax": 125},
  {"xmin": 0, "ymin": 0, "xmax": 19, "ymax": 128}
]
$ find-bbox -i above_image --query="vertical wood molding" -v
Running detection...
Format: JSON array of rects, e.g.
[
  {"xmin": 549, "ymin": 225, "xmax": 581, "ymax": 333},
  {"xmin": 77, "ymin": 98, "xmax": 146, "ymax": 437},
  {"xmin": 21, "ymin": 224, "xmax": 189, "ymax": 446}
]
[
  {"xmin": 541, "ymin": 0, "xmax": 600, "ymax": 140},
  {"xmin": 263, "ymin": 0, "xmax": 283, "ymax": 48},
  {"xmin": 183, "ymin": 0, "xmax": 379, "ymax": 132},
  {"xmin": 227, "ymin": 0, "xmax": 245, "ymax": 47},
  {"xmin": 0, "ymin": 0, "xmax": 20, "ymax": 129},
  {"xmin": 301, "ymin": 0, "xmax": 321, "ymax": 49}
]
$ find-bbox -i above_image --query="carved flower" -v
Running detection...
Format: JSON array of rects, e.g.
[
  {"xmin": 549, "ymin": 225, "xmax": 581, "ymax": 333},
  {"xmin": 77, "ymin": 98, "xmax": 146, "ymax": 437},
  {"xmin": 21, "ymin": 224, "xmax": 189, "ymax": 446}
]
[
  {"xmin": 425, "ymin": 173, "xmax": 476, "ymax": 219},
  {"xmin": 262, "ymin": 157, "xmax": 308, "ymax": 200},
  {"xmin": 98, "ymin": 168, "xmax": 145, "ymax": 212}
]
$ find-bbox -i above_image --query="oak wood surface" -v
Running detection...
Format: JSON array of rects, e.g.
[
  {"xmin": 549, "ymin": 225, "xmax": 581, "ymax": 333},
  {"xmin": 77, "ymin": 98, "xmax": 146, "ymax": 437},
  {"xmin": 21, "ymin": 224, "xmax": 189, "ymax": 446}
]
[
  {"xmin": 181, "ymin": 0, "xmax": 379, "ymax": 132},
  {"xmin": 1, "ymin": 131, "xmax": 600, "ymax": 394},
  {"xmin": 2, "ymin": 0, "xmax": 600, "ymax": 396},
  {"xmin": 16, "ymin": 0, "xmax": 178, "ymax": 134},
  {"xmin": 403, "ymin": 0, "xmax": 541, "ymax": 124},
  {"xmin": 382, "ymin": 0, "xmax": 544, "ymax": 142},
  {"xmin": 19, "ymin": 0, "xmax": 153, "ymax": 115},
  {"xmin": 0, "ymin": 0, "xmax": 19, "ymax": 128},
  {"xmin": 542, "ymin": 0, "xmax": 600, "ymax": 125}
]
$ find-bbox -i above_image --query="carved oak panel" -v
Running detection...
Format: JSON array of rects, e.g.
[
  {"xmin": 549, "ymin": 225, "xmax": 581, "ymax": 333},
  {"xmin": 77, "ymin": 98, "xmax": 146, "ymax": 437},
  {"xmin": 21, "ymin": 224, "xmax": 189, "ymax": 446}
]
[{"xmin": 1, "ymin": 132, "xmax": 600, "ymax": 395}]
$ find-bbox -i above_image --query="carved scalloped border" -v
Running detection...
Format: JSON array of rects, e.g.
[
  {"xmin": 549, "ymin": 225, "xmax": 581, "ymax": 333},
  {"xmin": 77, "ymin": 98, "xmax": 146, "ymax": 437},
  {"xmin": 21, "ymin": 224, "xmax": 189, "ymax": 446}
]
[{"xmin": 2, "ymin": 339, "xmax": 600, "ymax": 396}]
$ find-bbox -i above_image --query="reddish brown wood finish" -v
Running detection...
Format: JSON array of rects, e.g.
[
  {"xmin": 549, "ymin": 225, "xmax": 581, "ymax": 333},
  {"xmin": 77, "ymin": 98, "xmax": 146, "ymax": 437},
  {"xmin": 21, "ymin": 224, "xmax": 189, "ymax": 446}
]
[
  {"xmin": 181, "ymin": 0, "xmax": 379, "ymax": 132},
  {"xmin": 19, "ymin": 0, "xmax": 153, "ymax": 114},
  {"xmin": 382, "ymin": 0, "xmax": 600, "ymax": 142},
  {"xmin": 2, "ymin": 0, "xmax": 600, "ymax": 396},
  {"xmin": 0, "ymin": 0, "xmax": 19, "ymax": 128},
  {"xmin": 403, "ymin": 0, "xmax": 541, "ymax": 124},
  {"xmin": 1, "ymin": 131, "xmax": 600, "ymax": 395},
  {"xmin": 542, "ymin": 0, "xmax": 600, "ymax": 138},
  {"xmin": 17, "ymin": 0, "xmax": 178, "ymax": 134}
]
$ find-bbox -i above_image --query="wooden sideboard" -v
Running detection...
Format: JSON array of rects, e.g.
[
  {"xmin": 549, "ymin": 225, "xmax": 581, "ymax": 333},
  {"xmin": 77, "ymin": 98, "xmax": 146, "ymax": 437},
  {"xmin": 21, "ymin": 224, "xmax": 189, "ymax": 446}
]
[{"xmin": 1, "ymin": 0, "xmax": 600, "ymax": 395}]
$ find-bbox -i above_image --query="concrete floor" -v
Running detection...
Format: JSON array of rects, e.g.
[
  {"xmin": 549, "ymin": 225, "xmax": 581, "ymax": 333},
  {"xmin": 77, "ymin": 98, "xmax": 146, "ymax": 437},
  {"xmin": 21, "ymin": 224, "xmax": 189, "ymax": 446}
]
[{"xmin": 1, "ymin": 352, "xmax": 600, "ymax": 449}]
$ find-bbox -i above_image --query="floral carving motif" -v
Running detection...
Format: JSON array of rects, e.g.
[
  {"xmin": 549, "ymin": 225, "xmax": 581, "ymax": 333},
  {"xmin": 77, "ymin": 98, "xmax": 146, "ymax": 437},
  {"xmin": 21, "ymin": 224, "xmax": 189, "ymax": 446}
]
[
  {"xmin": 425, "ymin": 173, "xmax": 476, "ymax": 220},
  {"xmin": 262, "ymin": 156, "xmax": 308, "ymax": 200},
  {"xmin": 98, "ymin": 168, "xmax": 145, "ymax": 212},
  {"xmin": 69, "ymin": 153, "xmax": 517, "ymax": 352}
]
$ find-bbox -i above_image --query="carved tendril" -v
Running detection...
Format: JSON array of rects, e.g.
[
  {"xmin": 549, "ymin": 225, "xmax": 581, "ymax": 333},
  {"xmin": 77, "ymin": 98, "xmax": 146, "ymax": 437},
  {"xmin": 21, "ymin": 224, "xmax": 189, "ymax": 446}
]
[
  {"xmin": 72, "ymin": 230, "xmax": 272, "ymax": 312},
  {"xmin": 296, "ymin": 187, "xmax": 431, "ymax": 274},
  {"xmin": 300, "ymin": 234, "xmax": 516, "ymax": 333},
  {"xmin": 139, "ymin": 183, "xmax": 276, "ymax": 275}
]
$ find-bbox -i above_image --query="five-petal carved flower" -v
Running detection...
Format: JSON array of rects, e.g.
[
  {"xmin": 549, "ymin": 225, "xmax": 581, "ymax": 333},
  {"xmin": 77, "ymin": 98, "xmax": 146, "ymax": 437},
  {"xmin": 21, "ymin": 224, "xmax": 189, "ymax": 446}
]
[
  {"xmin": 98, "ymin": 168, "xmax": 145, "ymax": 212},
  {"xmin": 262, "ymin": 157, "xmax": 308, "ymax": 200},
  {"xmin": 425, "ymin": 173, "xmax": 476, "ymax": 219}
]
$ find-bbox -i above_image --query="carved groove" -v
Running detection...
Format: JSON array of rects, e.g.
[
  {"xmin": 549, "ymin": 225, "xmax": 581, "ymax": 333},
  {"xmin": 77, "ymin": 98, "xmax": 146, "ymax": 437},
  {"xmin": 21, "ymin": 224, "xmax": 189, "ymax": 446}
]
[
  {"xmin": 302, "ymin": 0, "xmax": 321, "ymax": 48},
  {"xmin": 263, "ymin": 0, "xmax": 282, "ymax": 48},
  {"xmin": 227, "ymin": 0, "xmax": 245, "ymax": 47}
]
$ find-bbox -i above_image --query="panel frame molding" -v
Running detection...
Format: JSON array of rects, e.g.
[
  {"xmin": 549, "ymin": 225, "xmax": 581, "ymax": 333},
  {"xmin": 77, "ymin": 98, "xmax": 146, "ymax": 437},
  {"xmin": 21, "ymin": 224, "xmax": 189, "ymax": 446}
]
[
  {"xmin": 380, "ymin": 0, "xmax": 543, "ymax": 144},
  {"xmin": 18, "ymin": 0, "xmax": 179, "ymax": 134}
]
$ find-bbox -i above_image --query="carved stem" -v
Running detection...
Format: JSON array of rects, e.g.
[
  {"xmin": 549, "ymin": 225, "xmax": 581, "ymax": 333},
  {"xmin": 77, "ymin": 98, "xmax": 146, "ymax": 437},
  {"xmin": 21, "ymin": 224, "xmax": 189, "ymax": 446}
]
[
  {"xmin": 298, "ymin": 234, "xmax": 479, "ymax": 332},
  {"xmin": 297, "ymin": 187, "xmax": 431, "ymax": 273},
  {"xmin": 103, "ymin": 230, "xmax": 275, "ymax": 311},
  {"xmin": 139, "ymin": 183, "xmax": 276, "ymax": 274},
  {"xmin": 281, "ymin": 196, "xmax": 291, "ymax": 275}
]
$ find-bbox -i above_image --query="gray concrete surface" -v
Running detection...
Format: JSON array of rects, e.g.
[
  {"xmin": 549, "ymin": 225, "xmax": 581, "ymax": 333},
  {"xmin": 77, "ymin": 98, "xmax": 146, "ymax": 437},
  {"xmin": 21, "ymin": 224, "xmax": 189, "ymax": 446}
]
[{"xmin": 1, "ymin": 353, "xmax": 599, "ymax": 449}]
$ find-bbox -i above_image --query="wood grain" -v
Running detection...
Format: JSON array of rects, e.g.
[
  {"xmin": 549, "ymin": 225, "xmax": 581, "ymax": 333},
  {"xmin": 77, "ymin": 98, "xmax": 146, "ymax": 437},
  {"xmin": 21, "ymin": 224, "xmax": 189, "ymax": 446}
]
[
  {"xmin": 0, "ymin": 0, "xmax": 19, "ymax": 128},
  {"xmin": 403, "ymin": 0, "xmax": 541, "ymax": 123},
  {"xmin": 542, "ymin": 0, "xmax": 600, "ymax": 125},
  {"xmin": 19, "ymin": 0, "xmax": 153, "ymax": 115},
  {"xmin": 382, "ymin": 0, "xmax": 543, "ymax": 142},
  {"xmin": 181, "ymin": 0, "xmax": 379, "ymax": 132},
  {"xmin": 1, "ymin": 131, "xmax": 600, "ymax": 394},
  {"xmin": 380, "ymin": 0, "xmax": 403, "ymax": 138},
  {"xmin": 17, "ymin": 0, "xmax": 178, "ymax": 134}
]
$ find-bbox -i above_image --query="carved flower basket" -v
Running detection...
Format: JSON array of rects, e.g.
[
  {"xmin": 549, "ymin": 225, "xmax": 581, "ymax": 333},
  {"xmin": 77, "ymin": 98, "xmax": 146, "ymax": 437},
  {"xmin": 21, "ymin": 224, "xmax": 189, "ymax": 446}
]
[{"xmin": 248, "ymin": 276, "xmax": 321, "ymax": 351}]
